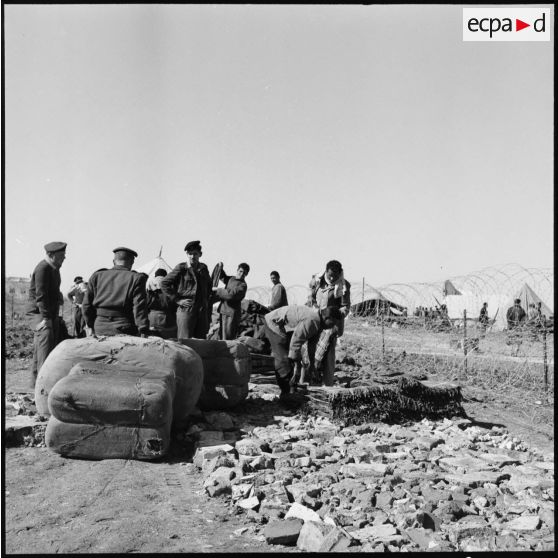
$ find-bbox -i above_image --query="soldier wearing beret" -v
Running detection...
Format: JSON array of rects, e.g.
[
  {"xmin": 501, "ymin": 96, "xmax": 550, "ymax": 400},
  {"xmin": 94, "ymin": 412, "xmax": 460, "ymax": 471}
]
[
  {"xmin": 25, "ymin": 241, "xmax": 67, "ymax": 387},
  {"xmin": 161, "ymin": 240, "xmax": 212, "ymax": 339},
  {"xmin": 82, "ymin": 247, "xmax": 150, "ymax": 337}
]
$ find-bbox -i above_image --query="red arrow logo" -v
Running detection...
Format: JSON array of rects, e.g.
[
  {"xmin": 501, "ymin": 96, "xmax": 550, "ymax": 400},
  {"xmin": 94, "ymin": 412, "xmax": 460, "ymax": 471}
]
[{"xmin": 516, "ymin": 19, "xmax": 530, "ymax": 31}]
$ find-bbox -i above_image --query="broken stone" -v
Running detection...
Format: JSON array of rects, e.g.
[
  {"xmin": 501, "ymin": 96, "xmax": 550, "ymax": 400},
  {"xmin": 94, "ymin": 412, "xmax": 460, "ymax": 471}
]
[
  {"xmin": 193, "ymin": 443, "xmax": 235, "ymax": 468},
  {"xmin": 296, "ymin": 520, "xmax": 333, "ymax": 551},
  {"xmin": 375, "ymin": 491, "xmax": 394, "ymax": 510},
  {"xmin": 235, "ymin": 438, "xmax": 265, "ymax": 456},
  {"xmin": 352, "ymin": 523, "xmax": 398, "ymax": 542},
  {"xmin": 264, "ymin": 518, "xmax": 303, "ymax": 545},
  {"xmin": 285, "ymin": 502, "xmax": 322, "ymax": 523},
  {"xmin": 339, "ymin": 462, "xmax": 390, "ymax": 478},
  {"xmin": 504, "ymin": 515, "xmax": 541, "ymax": 531},
  {"xmin": 319, "ymin": 527, "xmax": 352, "ymax": 552},
  {"xmin": 403, "ymin": 527, "xmax": 435, "ymax": 549},
  {"xmin": 444, "ymin": 471, "xmax": 509, "ymax": 488},
  {"xmin": 448, "ymin": 515, "xmax": 492, "ymax": 543},
  {"xmin": 203, "ymin": 411, "xmax": 235, "ymax": 431},
  {"xmin": 237, "ymin": 496, "xmax": 260, "ymax": 510}
]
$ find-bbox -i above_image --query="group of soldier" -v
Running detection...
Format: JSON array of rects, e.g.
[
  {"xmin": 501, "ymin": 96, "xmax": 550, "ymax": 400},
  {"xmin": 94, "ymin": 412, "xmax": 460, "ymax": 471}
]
[{"xmin": 26, "ymin": 240, "xmax": 350, "ymax": 405}]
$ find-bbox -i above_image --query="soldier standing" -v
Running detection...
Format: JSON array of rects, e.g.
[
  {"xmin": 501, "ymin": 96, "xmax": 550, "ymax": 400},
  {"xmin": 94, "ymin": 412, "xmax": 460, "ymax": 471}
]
[
  {"xmin": 82, "ymin": 247, "xmax": 149, "ymax": 337},
  {"xmin": 25, "ymin": 241, "xmax": 67, "ymax": 387},
  {"xmin": 67, "ymin": 276, "xmax": 88, "ymax": 338},
  {"xmin": 161, "ymin": 240, "xmax": 212, "ymax": 339}
]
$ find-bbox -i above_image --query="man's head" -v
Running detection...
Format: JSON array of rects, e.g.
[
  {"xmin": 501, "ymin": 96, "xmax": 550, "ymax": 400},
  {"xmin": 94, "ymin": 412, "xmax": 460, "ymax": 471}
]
[
  {"xmin": 483, "ymin": 302, "xmax": 487, "ymax": 308},
  {"xmin": 184, "ymin": 240, "xmax": 202, "ymax": 267},
  {"xmin": 74, "ymin": 276, "xmax": 83, "ymax": 284},
  {"xmin": 113, "ymin": 247, "xmax": 138, "ymax": 270},
  {"xmin": 44, "ymin": 241, "xmax": 67, "ymax": 269},
  {"xmin": 325, "ymin": 260, "xmax": 343, "ymax": 283},
  {"xmin": 154, "ymin": 268, "xmax": 167, "ymax": 278},
  {"xmin": 236, "ymin": 263, "xmax": 250, "ymax": 281},
  {"xmin": 514, "ymin": 298, "xmax": 521, "ymax": 306},
  {"xmin": 270, "ymin": 271, "xmax": 280, "ymax": 285},
  {"xmin": 319, "ymin": 306, "xmax": 343, "ymax": 329}
]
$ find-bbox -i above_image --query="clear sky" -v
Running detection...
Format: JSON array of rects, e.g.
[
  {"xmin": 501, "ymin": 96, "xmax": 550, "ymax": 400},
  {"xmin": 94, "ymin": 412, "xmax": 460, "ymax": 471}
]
[{"xmin": 3, "ymin": 4, "xmax": 554, "ymax": 294}]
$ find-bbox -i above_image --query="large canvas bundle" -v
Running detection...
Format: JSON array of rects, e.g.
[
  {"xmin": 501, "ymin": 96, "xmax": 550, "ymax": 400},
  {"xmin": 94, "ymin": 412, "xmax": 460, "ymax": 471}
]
[
  {"xmin": 303, "ymin": 376, "xmax": 465, "ymax": 425},
  {"xmin": 178, "ymin": 339, "xmax": 251, "ymax": 410},
  {"xmin": 35, "ymin": 336, "xmax": 203, "ymax": 425},
  {"xmin": 45, "ymin": 416, "xmax": 170, "ymax": 460},
  {"xmin": 48, "ymin": 362, "xmax": 174, "ymax": 427}
]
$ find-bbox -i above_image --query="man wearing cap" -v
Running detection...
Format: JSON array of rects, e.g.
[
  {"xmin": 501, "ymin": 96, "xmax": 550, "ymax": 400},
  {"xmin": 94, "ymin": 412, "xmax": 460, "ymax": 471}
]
[
  {"xmin": 82, "ymin": 247, "xmax": 149, "ymax": 337},
  {"xmin": 161, "ymin": 240, "xmax": 212, "ymax": 339},
  {"xmin": 506, "ymin": 298, "xmax": 526, "ymax": 330},
  {"xmin": 67, "ymin": 276, "xmax": 88, "ymax": 338},
  {"xmin": 268, "ymin": 271, "xmax": 289, "ymax": 311},
  {"xmin": 263, "ymin": 305, "xmax": 342, "ymax": 404},
  {"xmin": 25, "ymin": 241, "xmax": 67, "ymax": 387},
  {"xmin": 213, "ymin": 263, "xmax": 250, "ymax": 340}
]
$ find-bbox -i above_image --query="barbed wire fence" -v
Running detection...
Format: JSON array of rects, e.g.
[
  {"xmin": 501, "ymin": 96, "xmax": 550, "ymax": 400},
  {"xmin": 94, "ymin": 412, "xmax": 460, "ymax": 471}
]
[{"xmin": 246, "ymin": 264, "xmax": 554, "ymax": 408}]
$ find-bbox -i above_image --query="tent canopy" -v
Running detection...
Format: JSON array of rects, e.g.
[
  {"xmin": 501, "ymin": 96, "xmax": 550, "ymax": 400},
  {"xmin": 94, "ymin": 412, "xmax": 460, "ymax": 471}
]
[
  {"xmin": 135, "ymin": 256, "xmax": 173, "ymax": 279},
  {"xmin": 443, "ymin": 280, "xmax": 461, "ymax": 296},
  {"xmin": 515, "ymin": 283, "xmax": 553, "ymax": 318}
]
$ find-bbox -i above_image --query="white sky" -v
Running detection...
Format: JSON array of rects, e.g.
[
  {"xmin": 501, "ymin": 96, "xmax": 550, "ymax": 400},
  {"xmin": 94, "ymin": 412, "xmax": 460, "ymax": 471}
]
[{"xmin": 3, "ymin": 4, "xmax": 554, "ymax": 294}]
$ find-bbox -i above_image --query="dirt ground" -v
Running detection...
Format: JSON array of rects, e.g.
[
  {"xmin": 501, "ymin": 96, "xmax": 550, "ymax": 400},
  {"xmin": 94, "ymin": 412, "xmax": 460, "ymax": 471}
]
[{"xmin": 2, "ymin": 321, "xmax": 554, "ymax": 554}]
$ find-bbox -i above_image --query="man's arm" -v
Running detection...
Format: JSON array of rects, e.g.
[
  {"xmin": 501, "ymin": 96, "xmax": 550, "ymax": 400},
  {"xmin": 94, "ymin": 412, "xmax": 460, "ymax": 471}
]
[
  {"xmin": 215, "ymin": 280, "xmax": 247, "ymax": 302},
  {"xmin": 160, "ymin": 264, "xmax": 184, "ymax": 303},
  {"xmin": 133, "ymin": 275, "xmax": 150, "ymax": 335},
  {"xmin": 288, "ymin": 319, "xmax": 320, "ymax": 361},
  {"xmin": 307, "ymin": 275, "xmax": 318, "ymax": 307},
  {"xmin": 340, "ymin": 280, "xmax": 351, "ymax": 317},
  {"xmin": 269, "ymin": 284, "xmax": 282, "ymax": 310},
  {"xmin": 67, "ymin": 286, "xmax": 77, "ymax": 304},
  {"xmin": 35, "ymin": 264, "xmax": 55, "ymax": 319}
]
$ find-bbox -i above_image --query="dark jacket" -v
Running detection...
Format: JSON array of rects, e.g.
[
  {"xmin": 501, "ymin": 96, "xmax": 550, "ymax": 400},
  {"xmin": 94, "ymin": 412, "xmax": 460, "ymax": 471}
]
[
  {"xmin": 26, "ymin": 259, "xmax": 62, "ymax": 319},
  {"xmin": 269, "ymin": 283, "xmax": 289, "ymax": 310},
  {"xmin": 215, "ymin": 274, "xmax": 247, "ymax": 317},
  {"xmin": 82, "ymin": 265, "xmax": 149, "ymax": 333},
  {"xmin": 161, "ymin": 262, "xmax": 212, "ymax": 310},
  {"xmin": 506, "ymin": 305, "xmax": 526, "ymax": 329}
]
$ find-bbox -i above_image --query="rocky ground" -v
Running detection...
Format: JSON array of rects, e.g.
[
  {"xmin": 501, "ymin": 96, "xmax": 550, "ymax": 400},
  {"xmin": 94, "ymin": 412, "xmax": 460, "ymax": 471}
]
[{"xmin": 3, "ymin": 321, "xmax": 555, "ymax": 553}]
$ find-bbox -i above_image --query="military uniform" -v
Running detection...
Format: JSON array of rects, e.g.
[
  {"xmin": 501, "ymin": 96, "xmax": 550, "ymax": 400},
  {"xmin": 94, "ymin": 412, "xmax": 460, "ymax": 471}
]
[
  {"xmin": 215, "ymin": 274, "xmax": 248, "ymax": 340},
  {"xmin": 26, "ymin": 241, "xmax": 66, "ymax": 387},
  {"xmin": 83, "ymin": 259, "xmax": 149, "ymax": 337},
  {"xmin": 161, "ymin": 262, "xmax": 212, "ymax": 339}
]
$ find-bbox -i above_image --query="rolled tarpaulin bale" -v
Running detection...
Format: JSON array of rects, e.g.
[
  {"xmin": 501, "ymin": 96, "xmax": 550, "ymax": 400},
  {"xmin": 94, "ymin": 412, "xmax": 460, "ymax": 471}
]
[
  {"xmin": 48, "ymin": 361, "xmax": 174, "ymax": 427},
  {"xmin": 35, "ymin": 336, "xmax": 203, "ymax": 426},
  {"xmin": 45, "ymin": 415, "xmax": 170, "ymax": 460}
]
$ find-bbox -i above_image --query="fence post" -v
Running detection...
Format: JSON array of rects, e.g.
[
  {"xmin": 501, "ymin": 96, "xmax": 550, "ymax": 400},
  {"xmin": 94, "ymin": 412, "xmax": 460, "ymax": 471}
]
[
  {"xmin": 463, "ymin": 309, "xmax": 468, "ymax": 378},
  {"xmin": 362, "ymin": 277, "xmax": 365, "ymax": 305},
  {"xmin": 542, "ymin": 323, "xmax": 548, "ymax": 400},
  {"xmin": 381, "ymin": 313, "xmax": 385, "ymax": 361},
  {"xmin": 11, "ymin": 293, "xmax": 14, "ymax": 327}
]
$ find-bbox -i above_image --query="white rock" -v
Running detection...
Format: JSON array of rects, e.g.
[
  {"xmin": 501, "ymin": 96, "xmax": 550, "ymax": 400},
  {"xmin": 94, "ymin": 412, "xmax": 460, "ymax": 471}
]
[{"xmin": 285, "ymin": 502, "xmax": 322, "ymax": 523}]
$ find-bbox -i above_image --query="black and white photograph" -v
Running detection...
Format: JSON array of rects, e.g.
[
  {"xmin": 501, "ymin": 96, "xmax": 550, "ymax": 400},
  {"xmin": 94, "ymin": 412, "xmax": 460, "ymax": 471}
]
[{"xmin": 2, "ymin": 3, "xmax": 554, "ymax": 553}]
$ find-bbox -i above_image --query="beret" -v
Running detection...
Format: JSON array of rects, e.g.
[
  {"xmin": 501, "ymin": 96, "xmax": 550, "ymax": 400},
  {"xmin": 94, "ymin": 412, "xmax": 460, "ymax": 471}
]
[
  {"xmin": 73, "ymin": 276, "xmax": 83, "ymax": 283},
  {"xmin": 113, "ymin": 246, "xmax": 138, "ymax": 258},
  {"xmin": 44, "ymin": 241, "xmax": 67, "ymax": 253},
  {"xmin": 184, "ymin": 240, "xmax": 202, "ymax": 252}
]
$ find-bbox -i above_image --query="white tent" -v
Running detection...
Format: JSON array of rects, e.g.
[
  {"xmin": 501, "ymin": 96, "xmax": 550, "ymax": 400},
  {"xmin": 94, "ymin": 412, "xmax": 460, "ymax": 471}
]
[{"xmin": 135, "ymin": 256, "xmax": 173, "ymax": 280}]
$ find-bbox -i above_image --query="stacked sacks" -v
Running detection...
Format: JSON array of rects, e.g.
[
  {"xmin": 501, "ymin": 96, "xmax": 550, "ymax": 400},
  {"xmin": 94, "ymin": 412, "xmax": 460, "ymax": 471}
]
[
  {"xmin": 36, "ymin": 336, "xmax": 203, "ymax": 460},
  {"xmin": 178, "ymin": 339, "xmax": 251, "ymax": 411}
]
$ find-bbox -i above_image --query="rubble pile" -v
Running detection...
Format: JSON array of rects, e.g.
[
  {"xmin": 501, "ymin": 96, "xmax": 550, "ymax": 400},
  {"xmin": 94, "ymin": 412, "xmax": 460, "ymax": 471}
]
[
  {"xmin": 5, "ymin": 392, "xmax": 47, "ymax": 447},
  {"xmin": 189, "ymin": 396, "xmax": 554, "ymax": 552}
]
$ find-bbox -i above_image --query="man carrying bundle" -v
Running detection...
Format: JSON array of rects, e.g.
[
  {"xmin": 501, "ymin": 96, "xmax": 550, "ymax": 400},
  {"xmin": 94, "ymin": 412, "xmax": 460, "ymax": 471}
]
[
  {"xmin": 213, "ymin": 263, "xmax": 250, "ymax": 340},
  {"xmin": 82, "ymin": 247, "xmax": 149, "ymax": 337},
  {"xmin": 263, "ymin": 305, "xmax": 342, "ymax": 406}
]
